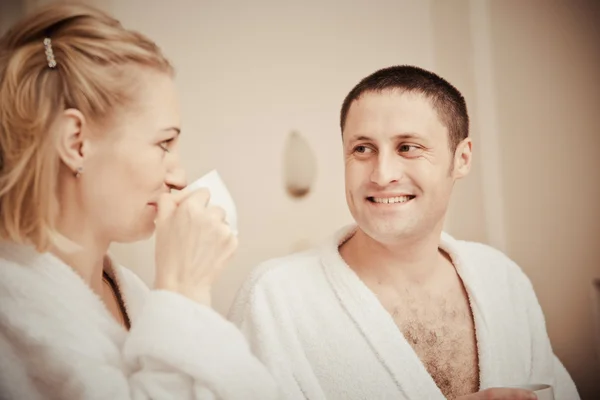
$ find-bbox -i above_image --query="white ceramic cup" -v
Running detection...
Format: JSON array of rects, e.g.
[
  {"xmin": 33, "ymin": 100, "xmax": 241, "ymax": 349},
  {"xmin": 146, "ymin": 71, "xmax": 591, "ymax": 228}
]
[
  {"xmin": 509, "ymin": 384, "xmax": 554, "ymax": 400},
  {"xmin": 186, "ymin": 170, "xmax": 238, "ymax": 235}
]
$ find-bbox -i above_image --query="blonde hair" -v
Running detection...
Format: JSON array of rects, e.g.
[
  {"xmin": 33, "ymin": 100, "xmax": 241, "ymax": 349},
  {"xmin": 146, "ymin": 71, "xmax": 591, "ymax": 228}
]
[{"xmin": 0, "ymin": 3, "xmax": 174, "ymax": 252}]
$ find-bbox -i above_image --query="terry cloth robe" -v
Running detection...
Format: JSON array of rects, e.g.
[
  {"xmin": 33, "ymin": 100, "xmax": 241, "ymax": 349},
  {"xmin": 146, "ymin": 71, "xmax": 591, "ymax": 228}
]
[
  {"xmin": 228, "ymin": 225, "xmax": 580, "ymax": 400},
  {"xmin": 0, "ymin": 241, "xmax": 281, "ymax": 400}
]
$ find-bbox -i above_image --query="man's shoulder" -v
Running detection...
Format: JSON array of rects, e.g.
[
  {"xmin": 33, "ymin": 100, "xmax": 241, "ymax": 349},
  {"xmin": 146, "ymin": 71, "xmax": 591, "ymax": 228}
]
[
  {"xmin": 244, "ymin": 247, "xmax": 324, "ymax": 291},
  {"xmin": 231, "ymin": 226, "xmax": 357, "ymax": 314},
  {"xmin": 444, "ymin": 234, "xmax": 529, "ymax": 282},
  {"xmin": 451, "ymin": 237, "xmax": 513, "ymax": 263},
  {"xmin": 445, "ymin": 236, "xmax": 541, "ymax": 308},
  {"xmin": 228, "ymin": 247, "xmax": 328, "ymax": 321}
]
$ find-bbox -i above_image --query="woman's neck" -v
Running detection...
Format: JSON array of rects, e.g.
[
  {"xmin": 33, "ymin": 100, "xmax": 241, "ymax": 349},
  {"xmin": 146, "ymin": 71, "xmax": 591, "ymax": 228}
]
[
  {"xmin": 55, "ymin": 181, "xmax": 110, "ymax": 295},
  {"xmin": 51, "ymin": 238, "xmax": 109, "ymax": 295}
]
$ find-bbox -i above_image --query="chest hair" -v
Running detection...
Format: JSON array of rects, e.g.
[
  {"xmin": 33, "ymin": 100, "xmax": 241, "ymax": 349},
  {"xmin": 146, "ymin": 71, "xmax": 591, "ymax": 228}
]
[{"xmin": 385, "ymin": 286, "xmax": 479, "ymax": 399}]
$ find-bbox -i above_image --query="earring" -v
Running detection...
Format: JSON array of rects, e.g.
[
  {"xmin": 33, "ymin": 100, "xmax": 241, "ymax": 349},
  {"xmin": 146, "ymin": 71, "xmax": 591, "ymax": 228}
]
[{"xmin": 74, "ymin": 167, "xmax": 83, "ymax": 178}]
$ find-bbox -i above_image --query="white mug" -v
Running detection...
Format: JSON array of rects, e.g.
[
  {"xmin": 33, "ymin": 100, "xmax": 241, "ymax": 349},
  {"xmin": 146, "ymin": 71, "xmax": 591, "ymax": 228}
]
[{"xmin": 186, "ymin": 170, "xmax": 238, "ymax": 235}]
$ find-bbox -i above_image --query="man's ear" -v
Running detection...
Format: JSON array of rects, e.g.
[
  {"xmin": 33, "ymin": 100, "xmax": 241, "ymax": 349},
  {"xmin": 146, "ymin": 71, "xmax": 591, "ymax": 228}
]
[
  {"xmin": 54, "ymin": 109, "xmax": 88, "ymax": 174},
  {"xmin": 452, "ymin": 137, "xmax": 472, "ymax": 179}
]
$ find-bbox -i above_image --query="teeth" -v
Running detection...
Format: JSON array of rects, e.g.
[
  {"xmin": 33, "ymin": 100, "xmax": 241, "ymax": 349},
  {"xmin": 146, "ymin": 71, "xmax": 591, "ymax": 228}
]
[{"xmin": 372, "ymin": 196, "xmax": 412, "ymax": 204}]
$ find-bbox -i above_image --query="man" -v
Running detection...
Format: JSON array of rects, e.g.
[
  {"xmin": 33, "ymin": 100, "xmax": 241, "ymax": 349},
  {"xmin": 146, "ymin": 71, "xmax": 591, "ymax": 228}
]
[{"xmin": 229, "ymin": 66, "xmax": 579, "ymax": 399}]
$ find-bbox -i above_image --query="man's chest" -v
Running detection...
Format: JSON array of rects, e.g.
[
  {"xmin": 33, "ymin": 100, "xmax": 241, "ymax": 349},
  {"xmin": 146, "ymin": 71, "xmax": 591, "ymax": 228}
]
[{"xmin": 381, "ymin": 288, "xmax": 480, "ymax": 398}]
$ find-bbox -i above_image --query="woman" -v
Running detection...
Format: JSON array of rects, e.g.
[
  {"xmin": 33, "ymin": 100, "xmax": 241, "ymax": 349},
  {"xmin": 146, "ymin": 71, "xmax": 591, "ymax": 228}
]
[{"xmin": 0, "ymin": 3, "xmax": 280, "ymax": 399}]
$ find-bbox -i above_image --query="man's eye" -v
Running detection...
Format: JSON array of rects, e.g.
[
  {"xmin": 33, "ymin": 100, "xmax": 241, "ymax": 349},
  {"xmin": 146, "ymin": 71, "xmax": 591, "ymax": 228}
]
[
  {"xmin": 398, "ymin": 144, "xmax": 423, "ymax": 157},
  {"xmin": 354, "ymin": 145, "xmax": 373, "ymax": 154}
]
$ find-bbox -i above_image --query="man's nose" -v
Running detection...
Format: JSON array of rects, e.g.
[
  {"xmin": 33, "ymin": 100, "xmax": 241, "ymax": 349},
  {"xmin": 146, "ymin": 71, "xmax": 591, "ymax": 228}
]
[{"xmin": 370, "ymin": 151, "xmax": 403, "ymax": 187}]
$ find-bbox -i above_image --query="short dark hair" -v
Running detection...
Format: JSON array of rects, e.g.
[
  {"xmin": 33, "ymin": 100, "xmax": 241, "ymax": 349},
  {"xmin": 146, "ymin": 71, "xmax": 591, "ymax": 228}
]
[{"xmin": 340, "ymin": 65, "xmax": 469, "ymax": 152}]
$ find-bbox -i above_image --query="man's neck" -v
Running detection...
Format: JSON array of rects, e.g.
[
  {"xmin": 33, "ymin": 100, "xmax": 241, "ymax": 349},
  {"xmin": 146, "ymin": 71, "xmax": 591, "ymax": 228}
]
[{"xmin": 340, "ymin": 227, "xmax": 446, "ymax": 287}]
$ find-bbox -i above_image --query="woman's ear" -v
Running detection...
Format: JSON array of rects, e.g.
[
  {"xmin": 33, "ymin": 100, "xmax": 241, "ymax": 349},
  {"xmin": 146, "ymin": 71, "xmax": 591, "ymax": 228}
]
[{"xmin": 54, "ymin": 109, "xmax": 88, "ymax": 174}]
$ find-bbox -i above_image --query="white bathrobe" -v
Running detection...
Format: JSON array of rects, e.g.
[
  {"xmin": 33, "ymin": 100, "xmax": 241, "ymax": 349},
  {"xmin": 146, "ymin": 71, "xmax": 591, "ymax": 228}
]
[
  {"xmin": 0, "ymin": 241, "xmax": 281, "ymax": 400},
  {"xmin": 229, "ymin": 225, "xmax": 580, "ymax": 400}
]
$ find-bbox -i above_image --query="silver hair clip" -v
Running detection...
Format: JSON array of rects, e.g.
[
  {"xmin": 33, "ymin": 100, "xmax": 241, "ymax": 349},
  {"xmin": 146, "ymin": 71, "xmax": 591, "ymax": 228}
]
[{"xmin": 43, "ymin": 38, "xmax": 57, "ymax": 68}]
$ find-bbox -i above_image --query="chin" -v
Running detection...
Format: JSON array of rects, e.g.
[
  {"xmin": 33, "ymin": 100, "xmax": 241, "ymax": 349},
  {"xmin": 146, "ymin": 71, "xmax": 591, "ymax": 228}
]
[
  {"xmin": 137, "ymin": 229, "xmax": 155, "ymax": 241},
  {"xmin": 137, "ymin": 214, "xmax": 158, "ymax": 236},
  {"xmin": 113, "ymin": 223, "xmax": 156, "ymax": 244},
  {"xmin": 138, "ymin": 223, "xmax": 157, "ymax": 240},
  {"xmin": 360, "ymin": 221, "xmax": 416, "ymax": 243}
]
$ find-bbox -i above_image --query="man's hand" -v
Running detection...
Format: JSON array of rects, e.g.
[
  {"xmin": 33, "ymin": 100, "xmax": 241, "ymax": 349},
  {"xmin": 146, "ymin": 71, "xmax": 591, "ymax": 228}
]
[{"xmin": 457, "ymin": 388, "xmax": 537, "ymax": 399}]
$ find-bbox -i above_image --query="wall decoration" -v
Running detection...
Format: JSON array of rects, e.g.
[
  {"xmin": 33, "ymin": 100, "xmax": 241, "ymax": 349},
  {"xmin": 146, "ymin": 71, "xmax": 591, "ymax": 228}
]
[{"xmin": 283, "ymin": 130, "xmax": 317, "ymax": 199}]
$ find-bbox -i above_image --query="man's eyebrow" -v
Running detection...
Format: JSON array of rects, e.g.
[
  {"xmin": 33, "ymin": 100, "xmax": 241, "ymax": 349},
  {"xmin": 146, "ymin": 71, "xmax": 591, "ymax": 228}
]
[{"xmin": 348, "ymin": 132, "xmax": 423, "ymax": 141}]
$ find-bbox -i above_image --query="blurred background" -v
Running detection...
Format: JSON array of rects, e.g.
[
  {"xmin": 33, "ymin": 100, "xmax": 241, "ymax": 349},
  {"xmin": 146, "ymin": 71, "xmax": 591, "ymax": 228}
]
[{"xmin": 2, "ymin": 0, "xmax": 599, "ymax": 397}]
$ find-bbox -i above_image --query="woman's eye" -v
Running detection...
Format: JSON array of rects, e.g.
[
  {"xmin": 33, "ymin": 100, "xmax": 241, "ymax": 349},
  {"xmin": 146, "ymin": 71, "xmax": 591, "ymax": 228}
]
[{"xmin": 159, "ymin": 139, "xmax": 174, "ymax": 152}]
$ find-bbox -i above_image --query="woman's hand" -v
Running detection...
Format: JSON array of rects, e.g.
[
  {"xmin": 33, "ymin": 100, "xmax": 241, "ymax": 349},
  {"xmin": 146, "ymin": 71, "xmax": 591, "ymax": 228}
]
[{"xmin": 153, "ymin": 188, "xmax": 238, "ymax": 306}]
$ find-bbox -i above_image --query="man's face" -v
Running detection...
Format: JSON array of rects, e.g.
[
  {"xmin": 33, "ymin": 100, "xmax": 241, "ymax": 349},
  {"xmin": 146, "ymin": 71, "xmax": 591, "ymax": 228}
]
[{"xmin": 342, "ymin": 90, "xmax": 471, "ymax": 244}]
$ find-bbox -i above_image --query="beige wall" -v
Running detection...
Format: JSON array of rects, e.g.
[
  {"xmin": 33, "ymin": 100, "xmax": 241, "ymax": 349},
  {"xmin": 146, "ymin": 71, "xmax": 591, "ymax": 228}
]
[
  {"xmin": 8, "ymin": 0, "xmax": 600, "ymax": 397},
  {"xmin": 488, "ymin": 0, "xmax": 600, "ymax": 397},
  {"xmin": 432, "ymin": 0, "xmax": 490, "ymax": 246}
]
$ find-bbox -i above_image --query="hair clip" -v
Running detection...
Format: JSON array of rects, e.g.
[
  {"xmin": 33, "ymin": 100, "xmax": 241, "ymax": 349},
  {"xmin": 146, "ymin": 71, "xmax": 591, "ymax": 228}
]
[{"xmin": 43, "ymin": 38, "xmax": 57, "ymax": 68}]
